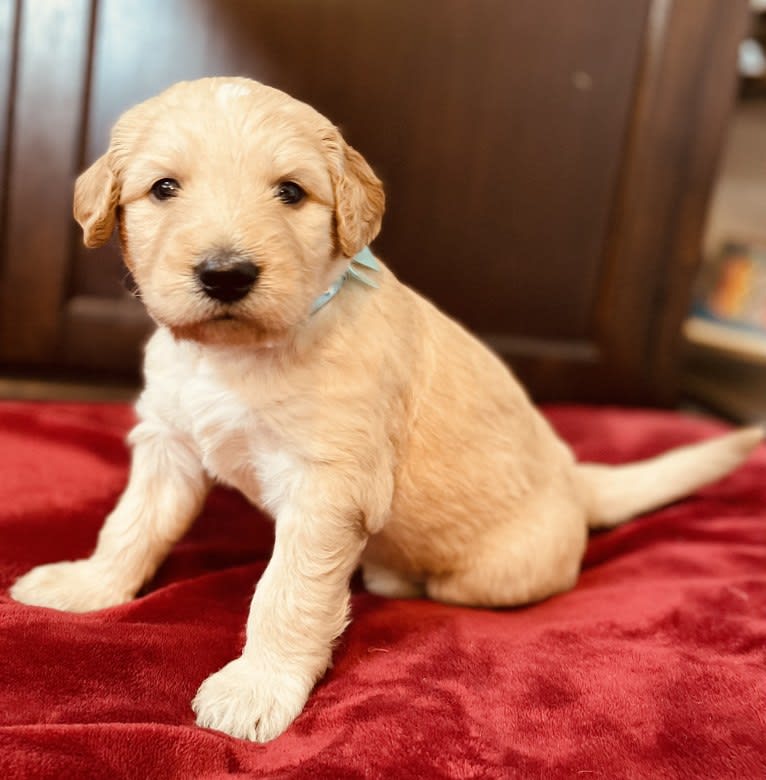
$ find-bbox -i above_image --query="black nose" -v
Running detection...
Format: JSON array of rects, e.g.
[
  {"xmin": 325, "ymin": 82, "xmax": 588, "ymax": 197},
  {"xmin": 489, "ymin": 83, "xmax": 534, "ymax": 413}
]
[{"xmin": 195, "ymin": 253, "xmax": 259, "ymax": 303}]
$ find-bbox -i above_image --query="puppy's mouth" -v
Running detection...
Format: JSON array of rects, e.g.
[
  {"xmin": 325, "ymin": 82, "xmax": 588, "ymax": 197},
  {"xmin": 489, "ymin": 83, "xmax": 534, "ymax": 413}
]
[{"xmin": 168, "ymin": 310, "xmax": 243, "ymax": 334}]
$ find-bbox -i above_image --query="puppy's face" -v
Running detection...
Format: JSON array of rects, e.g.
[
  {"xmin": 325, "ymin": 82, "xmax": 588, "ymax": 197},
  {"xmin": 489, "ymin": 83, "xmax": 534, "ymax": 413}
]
[{"xmin": 74, "ymin": 78, "xmax": 384, "ymax": 346}]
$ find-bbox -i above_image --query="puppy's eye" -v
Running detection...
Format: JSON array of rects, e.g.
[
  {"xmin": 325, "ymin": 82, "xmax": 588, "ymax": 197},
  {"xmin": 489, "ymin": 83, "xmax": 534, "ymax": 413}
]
[
  {"xmin": 276, "ymin": 181, "xmax": 305, "ymax": 205},
  {"xmin": 150, "ymin": 178, "xmax": 181, "ymax": 200}
]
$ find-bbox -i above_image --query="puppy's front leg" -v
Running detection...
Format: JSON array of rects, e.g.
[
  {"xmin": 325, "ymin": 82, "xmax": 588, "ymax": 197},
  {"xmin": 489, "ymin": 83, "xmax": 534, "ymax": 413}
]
[
  {"xmin": 193, "ymin": 489, "xmax": 368, "ymax": 742},
  {"xmin": 11, "ymin": 423, "xmax": 209, "ymax": 612}
]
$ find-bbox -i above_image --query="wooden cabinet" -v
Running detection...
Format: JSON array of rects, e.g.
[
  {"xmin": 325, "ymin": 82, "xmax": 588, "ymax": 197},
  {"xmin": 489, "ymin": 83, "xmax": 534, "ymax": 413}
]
[{"xmin": 0, "ymin": 0, "xmax": 749, "ymax": 403}]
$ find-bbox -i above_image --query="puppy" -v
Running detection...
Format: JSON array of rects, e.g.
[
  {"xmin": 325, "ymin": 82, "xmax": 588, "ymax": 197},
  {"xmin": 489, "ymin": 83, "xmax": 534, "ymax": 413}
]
[{"xmin": 11, "ymin": 77, "xmax": 762, "ymax": 742}]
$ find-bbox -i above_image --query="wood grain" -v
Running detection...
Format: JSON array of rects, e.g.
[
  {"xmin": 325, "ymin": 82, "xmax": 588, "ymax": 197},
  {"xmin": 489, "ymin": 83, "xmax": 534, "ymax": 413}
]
[
  {"xmin": 0, "ymin": 0, "xmax": 20, "ymax": 302},
  {"xmin": 0, "ymin": 0, "xmax": 748, "ymax": 405},
  {"xmin": 0, "ymin": 0, "xmax": 92, "ymax": 363}
]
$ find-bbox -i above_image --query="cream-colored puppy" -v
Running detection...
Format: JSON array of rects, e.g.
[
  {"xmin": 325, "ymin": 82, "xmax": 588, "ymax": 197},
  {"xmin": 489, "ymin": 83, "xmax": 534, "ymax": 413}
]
[{"xmin": 11, "ymin": 77, "xmax": 761, "ymax": 742}]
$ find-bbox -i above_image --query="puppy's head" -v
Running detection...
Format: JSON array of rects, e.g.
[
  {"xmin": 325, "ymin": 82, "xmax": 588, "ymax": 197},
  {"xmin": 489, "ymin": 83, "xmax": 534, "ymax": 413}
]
[{"xmin": 74, "ymin": 77, "xmax": 384, "ymax": 346}]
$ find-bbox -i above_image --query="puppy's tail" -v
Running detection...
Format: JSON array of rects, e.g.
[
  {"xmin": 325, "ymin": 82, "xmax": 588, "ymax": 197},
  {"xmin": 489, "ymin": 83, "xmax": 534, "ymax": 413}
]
[{"xmin": 578, "ymin": 426, "xmax": 763, "ymax": 529}]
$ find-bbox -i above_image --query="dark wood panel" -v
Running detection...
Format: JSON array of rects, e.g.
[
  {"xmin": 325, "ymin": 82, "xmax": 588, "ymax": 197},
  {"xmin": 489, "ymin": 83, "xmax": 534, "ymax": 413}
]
[
  {"xmin": 0, "ymin": 0, "xmax": 20, "ymax": 286},
  {"xmin": 587, "ymin": 0, "xmax": 750, "ymax": 404},
  {"xmin": 650, "ymin": 0, "xmax": 752, "ymax": 403},
  {"xmin": 61, "ymin": 295, "xmax": 153, "ymax": 373},
  {"xmin": 0, "ymin": 0, "xmax": 92, "ymax": 362},
  {"xmin": 0, "ymin": 0, "xmax": 747, "ymax": 407},
  {"xmin": 72, "ymin": 0, "xmax": 650, "ymax": 346}
]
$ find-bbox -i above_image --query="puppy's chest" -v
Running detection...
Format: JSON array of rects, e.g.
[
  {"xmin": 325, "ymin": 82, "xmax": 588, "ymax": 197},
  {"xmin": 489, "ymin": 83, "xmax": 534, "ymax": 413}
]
[{"xmin": 174, "ymin": 372, "xmax": 293, "ymax": 505}]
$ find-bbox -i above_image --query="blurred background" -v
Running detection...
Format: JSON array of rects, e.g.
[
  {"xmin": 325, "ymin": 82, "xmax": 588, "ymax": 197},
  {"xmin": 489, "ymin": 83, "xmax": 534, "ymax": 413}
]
[{"xmin": 0, "ymin": 0, "xmax": 764, "ymax": 419}]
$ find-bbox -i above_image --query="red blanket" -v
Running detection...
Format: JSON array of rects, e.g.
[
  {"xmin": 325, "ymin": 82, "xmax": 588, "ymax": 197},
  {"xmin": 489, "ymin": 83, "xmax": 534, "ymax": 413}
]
[{"xmin": 0, "ymin": 402, "xmax": 764, "ymax": 778}]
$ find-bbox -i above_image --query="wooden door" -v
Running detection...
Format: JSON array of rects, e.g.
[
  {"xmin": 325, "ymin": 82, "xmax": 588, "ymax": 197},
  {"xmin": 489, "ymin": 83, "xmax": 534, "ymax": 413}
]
[{"xmin": 0, "ymin": 0, "xmax": 749, "ymax": 403}]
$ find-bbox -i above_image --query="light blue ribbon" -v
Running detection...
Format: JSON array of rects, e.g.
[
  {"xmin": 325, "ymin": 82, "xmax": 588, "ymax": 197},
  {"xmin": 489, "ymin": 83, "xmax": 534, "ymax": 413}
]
[{"xmin": 310, "ymin": 246, "xmax": 380, "ymax": 315}]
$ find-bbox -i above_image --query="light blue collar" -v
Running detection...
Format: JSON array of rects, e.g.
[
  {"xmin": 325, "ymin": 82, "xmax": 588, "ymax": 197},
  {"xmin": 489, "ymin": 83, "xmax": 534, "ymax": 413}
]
[{"xmin": 310, "ymin": 246, "xmax": 380, "ymax": 315}]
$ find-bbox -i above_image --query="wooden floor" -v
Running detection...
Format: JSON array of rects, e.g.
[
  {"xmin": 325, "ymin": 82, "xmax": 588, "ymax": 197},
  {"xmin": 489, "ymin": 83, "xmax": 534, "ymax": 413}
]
[{"xmin": 0, "ymin": 375, "xmax": 138, "ymax": 402}]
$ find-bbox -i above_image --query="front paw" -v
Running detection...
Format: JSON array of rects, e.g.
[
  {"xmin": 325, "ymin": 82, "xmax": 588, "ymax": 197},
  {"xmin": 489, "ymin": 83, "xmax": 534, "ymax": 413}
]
[
  {"xmin": 10, "ymin": 559, "xmax": 134, "ymax": 612},
  {"xmin": 192, "ymin": 655, "xmax": 312, "ymax": 742}
]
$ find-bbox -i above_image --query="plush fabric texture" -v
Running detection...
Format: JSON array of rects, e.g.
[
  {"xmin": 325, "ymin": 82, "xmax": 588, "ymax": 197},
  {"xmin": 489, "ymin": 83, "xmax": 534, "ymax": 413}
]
[{"xmin": 0, "ymin": 401, "xmax": 763, "ymax": 779}]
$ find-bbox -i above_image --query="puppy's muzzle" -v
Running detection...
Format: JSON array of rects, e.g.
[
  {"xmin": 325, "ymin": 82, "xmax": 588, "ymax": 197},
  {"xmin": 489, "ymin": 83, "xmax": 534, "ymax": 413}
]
[{"xmin": 195, "ymin": 252, "xmax": 260, "ymax": 303}]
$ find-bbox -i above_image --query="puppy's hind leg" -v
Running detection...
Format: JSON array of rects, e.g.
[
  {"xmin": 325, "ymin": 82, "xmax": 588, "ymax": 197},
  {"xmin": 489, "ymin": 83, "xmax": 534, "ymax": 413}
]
[
  {"xmin": 362, "ymin": 560, "xmax": 425, "ymax": 599},
  {"xmin": 425, "ymin": 503, "xmax": 588, "ymax": 608}
]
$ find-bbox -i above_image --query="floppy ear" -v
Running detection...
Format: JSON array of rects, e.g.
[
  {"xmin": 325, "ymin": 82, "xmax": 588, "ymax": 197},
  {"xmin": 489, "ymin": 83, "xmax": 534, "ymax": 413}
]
[
  {"xmin": 73, "ymin": 153, "xmax": 120, "ymax": 248},
  {"xmin": 326, "ymin": 132, "xmax": 385, "ymax": 258}
]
